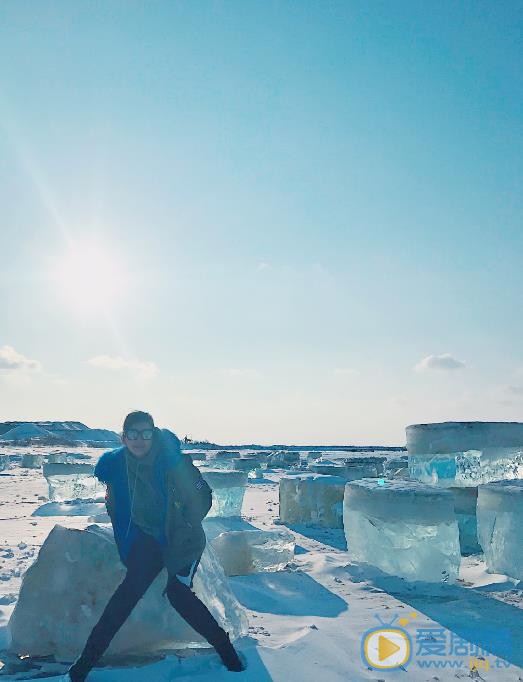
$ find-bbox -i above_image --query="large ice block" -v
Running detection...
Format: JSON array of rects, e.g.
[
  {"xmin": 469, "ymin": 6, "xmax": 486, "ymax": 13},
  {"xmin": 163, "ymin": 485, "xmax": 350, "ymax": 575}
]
[
  {"xmin": 8, "ymin": 524, "xmax": 248, "ymax": 660},
  {"xmin": 46, "ymin": 453, "xmax": 69, "ymax": 464},
  {"xmin": 210, "ymin": 528, "xmax": 295, "ymax": 575},
  {"xmin": 42, "ymin": 463, "xmax": 105, "ymax": 502},
  {"xmin": 21, "ymin": 453, "xmax": 44, "ymax": 469},
  {"xmin": 201, "ymin": 469, "xmax": 248, "ymax": 517},
  {"xmin": 450, "ymin": 487, "xmax": 481, "ymax": 555},
  {"xmin": 407, "ymin": 422, "xmax": 523, "ymax": 487},
  {"xmin": 0, "ymin": 454, "xmax": 10, "ymax": 471},
  {"xmin": 343, "ymin": 478, "xmax": 460, "ymax": 583},
  {"xmin": 477, "ymin": 480, "xmax": 523, "ymax": 580},
  {"xmin": 279, "ymin": 473, "xmax": 346, "ymax": 528}
]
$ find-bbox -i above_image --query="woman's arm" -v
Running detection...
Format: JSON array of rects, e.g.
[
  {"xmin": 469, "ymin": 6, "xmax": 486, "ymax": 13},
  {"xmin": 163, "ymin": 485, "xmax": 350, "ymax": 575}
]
[{"xmin": 173, "ymin": 457, "xmax": 212, "ymax": 525}]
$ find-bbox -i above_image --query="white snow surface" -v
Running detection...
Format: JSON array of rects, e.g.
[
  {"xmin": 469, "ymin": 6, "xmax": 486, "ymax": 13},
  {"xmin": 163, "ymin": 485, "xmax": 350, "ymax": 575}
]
[{"xmin": 0, "ymin": 447, "xmax": 522, "ymax": 681}]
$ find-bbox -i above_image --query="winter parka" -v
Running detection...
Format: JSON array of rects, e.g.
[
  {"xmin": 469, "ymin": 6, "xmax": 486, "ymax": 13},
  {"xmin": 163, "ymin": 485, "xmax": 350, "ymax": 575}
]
[{"xmin": 94, "ymin": 428, "xmax": 212, "ymax": 574}]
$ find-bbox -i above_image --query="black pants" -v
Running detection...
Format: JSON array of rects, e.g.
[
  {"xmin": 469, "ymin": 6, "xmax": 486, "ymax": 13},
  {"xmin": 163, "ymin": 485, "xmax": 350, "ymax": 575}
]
[{"xmin": 79, "ymin": 533, "xmax": 228, "ymax": 664}]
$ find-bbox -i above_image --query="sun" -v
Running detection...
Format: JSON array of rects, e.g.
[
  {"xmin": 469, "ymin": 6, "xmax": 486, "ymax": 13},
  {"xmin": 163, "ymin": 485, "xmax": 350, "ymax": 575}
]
[{"xmin": 52, "ymin": 240, "xmax": 129, "ymax": 313}]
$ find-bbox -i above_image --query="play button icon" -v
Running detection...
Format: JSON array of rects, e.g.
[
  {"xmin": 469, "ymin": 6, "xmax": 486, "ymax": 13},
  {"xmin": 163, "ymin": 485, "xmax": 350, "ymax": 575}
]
[
  {"xmin": 379, "ymin": 634, "xmax": 401, "ymax": 660},
  {"xmin": 362, "ymin": 628, "xmax": 411, "ymax": 669}
]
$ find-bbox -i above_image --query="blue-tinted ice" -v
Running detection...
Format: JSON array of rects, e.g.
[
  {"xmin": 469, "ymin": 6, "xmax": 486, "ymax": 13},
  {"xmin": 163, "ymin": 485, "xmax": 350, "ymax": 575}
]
[
  {"xmin": 344, "ymin": 478, "xmax": 460, "ymax": 583},
  {"xmin": 407, "ymin": 422, "xmax": 523, "ymax": 487},
  {"xmin": 43, "ymin": 463, "xmax": 105, "ymax": 502}
]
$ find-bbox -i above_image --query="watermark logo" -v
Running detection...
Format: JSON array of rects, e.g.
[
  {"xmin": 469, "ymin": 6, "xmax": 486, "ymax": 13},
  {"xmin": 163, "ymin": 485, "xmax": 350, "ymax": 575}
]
[
  {"xmin": 361, "ymin": 613, "xmax": 414, "ymax": 670},
  {"xmin": 361, "ymin": 611, "xmax": 513, "ymax": 672}
]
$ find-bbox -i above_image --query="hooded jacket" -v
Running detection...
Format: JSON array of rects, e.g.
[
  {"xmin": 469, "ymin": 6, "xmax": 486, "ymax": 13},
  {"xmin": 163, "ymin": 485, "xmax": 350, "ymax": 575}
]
[{"xmin": 94, "ymin": 428, "xmax": 212, "ymax": 574}]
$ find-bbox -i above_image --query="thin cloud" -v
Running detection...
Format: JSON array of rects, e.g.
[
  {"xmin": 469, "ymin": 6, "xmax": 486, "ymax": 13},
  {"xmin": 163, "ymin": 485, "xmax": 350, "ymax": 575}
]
[
  {"xmin": 257, "ymin": 262, "xmax": 270, "ymax": 271},
  {"xmin": 88, "ymin": 355, "xmax": 158, "ymax": 378},
  {"xmin": 414, "ymin": 353, "xmax": 465, "ymax": 372},
  {"xmin": 0, "ymin": 345, "xmax": 41, "ymax": 371}
]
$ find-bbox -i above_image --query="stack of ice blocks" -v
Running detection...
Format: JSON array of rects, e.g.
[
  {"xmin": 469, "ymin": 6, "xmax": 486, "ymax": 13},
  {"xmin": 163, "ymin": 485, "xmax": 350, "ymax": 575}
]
[
  {"xmin": 407, "ymin": 422, "xmax": 523, "ymax": 557},
  {"xmin": 477, "ymin": 480, "xmax": 523, "ymax": 581},
  {"xmin": 279, "ymin": 473, "xmax": 346, "ymax": 528},
  {"xmin": 343, "ymin": 478, "xmax": 460, "ymax": 583},
  {"xmin": 406, "ymin": 422, "xmax": 523, "ymax": 487},
  {"xmin": 201, "ymin": 469, "xmax": 248, "ymax": 517}
]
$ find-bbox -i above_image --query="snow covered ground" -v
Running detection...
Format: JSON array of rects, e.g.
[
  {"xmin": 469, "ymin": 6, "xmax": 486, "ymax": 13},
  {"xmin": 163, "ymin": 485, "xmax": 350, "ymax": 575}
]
[{"xmin": 0, "ymin": 448, "xmax": 522, "ymax": 681}]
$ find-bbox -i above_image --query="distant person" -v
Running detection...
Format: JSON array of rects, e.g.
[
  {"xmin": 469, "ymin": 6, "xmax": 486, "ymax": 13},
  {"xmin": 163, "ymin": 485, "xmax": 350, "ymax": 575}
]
[{"xmin": 68, "ymin": 410, "xmax": 244, "ymax": 681}]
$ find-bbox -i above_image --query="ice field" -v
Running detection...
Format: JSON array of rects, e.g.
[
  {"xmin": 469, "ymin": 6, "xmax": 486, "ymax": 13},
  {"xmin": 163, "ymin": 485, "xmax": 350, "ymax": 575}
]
[{"xmin": 0, "ymin": 444, "xmax": 522, "ymax": 681}]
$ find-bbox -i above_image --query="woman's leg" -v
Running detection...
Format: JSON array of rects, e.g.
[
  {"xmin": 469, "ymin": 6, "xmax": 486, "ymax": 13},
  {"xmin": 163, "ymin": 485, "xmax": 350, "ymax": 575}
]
[
  {"xmin": 165, "ymin": 565, "xmax": 244, "ymax": 672},
  {"xmin": 69, "ymin": 533, "xmax": 163, "ymax": 682}
]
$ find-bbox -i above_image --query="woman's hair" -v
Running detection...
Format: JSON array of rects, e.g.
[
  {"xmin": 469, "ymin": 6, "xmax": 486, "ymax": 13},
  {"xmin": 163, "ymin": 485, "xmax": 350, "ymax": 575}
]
[{"xmin": 123, "ymin": 410, "xmax": 154, "ymax": 433}]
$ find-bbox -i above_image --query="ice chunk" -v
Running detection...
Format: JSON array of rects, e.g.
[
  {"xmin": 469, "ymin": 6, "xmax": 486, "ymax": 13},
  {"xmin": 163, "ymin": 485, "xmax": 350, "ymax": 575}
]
[
  {"xmin": 344, "ymin": 461, "xmax": 379, "ymax": 480},
  {"xmin": 309, "ymin": 461, "xmax": 347, "ymax": 477},
  {"xmin": 407, "ymin": 422, "xmax": 523, "ymax": 487},
  {"xmin": 204, "ymin": 451, "xmax": 240, "ymax": 470},
  {"xmin": 383, "ymin": 455, "xmax": 409, "ymax": 479},
  {"xmin": 477, "ymin": 480, "xmax": 523, "ymax": 580},
  {"xmin": 46, "ymin": 453, "xmax": 69, "ymax": 464},
  {"xmin": 232, "ymin": 455, "xmax": 264, "ymax": 472},
  {"xmin": 21, "ymin": 453, "xmax": 44, "ymax": 468},
  {"xmin": 267, "ymin": 450, "xmax": 300, "ymax": 468},
  {"xmin": 344, "ymin": 455, "xmax": 386, "ymax": 476},
  {"xmin": 42, "ymin": 463, "xmax": 105, "ymax": 502},
  {"xmin": 343, "ymin": 478, "xmax": 460, "ymax": 583},
  {"xmin": 210, "ymin": 529, "xmax": 295, "ymax": 575},
  {"xmin": 201, "ymin": 469, "xmax": 248, "ymax": 517},
  {"xmin": 0, "ymin": 454, "xmax": 10, "ymax": 471},
  {"xmin": 8, "ymin": 524, "xmax": 248, "ymax": 660},
  {"xmin": 450, "ymin": 487, "xmax": 481, "ymax": 555},
  {"xmin": 279, "ymin": 473, "xmax": 346, "ymax": 528}
]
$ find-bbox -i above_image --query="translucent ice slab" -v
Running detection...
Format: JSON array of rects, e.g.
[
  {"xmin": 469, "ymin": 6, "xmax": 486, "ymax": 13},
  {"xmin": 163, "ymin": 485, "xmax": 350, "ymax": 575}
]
[
  {"xmin": 201, "ymin": 469, "xmax": 248, "ymax": 517},
  {"xmin": 279, "ymin": 473, "xmax": 346, "ymax": 528},
  {"xmin": 309, "ymin": 462, "xmax": 347, "ymax": 477},
  {"xmin": 21, "ymin": 453, "xmax": 44, "ymax": 469},
  {"xmin": 8, "ymin": 524, "xmax": 248, "ymax": 659},
  {"xmin": 477, "ymin": 480, "xmax": 523, "ymax": 581},
  {"xmin": 267, "ymin": 451, "xmax": 300, "ymax": 468},
  {"xmin": 46, "ymin": 453, "xmax": 69, "ymax": 464},
  {"xmin": 210, "ymin": 528, "xmax": 295, "ymax": 575},
  {"xmin": 344, "ymin": 462, "xmax": 379, "ymax": 480},
  {"xmin": 344, "ymin": 455, "xmax": 386, "ymax": 476},
  {"xmin": 43, "ymin": 463, "xmax": 105, "ymax": 502},
  {"xmin": 344, "ymin": 478, "xmax": 460, "ymax": 583},
  {"xmin": 0, "ymin": 454, "xmax": 10, "ymax": 471},
  {"xmin": 383, "ymin": 455, "xmax": 409, "ymax": 479},
  {"xmin": 406, "ymin": 422, "xmax": 523, "ymax": 487},
  {"xmin": 232, "ymin": 456, "xmax": 264, "ymax": 472}
]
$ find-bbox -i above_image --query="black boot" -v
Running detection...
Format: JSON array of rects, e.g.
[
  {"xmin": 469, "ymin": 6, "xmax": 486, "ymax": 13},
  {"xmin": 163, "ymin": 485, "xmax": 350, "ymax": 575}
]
[{"xmin": 213, "ymin": 631, "xmax": 245, "ymax": 672}]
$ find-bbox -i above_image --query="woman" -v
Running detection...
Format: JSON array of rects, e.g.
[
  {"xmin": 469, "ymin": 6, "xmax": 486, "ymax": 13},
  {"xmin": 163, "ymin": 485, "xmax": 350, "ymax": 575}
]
[{"xmin": 68, "ymin": 410, "xmax": 244, "ymax": 681}]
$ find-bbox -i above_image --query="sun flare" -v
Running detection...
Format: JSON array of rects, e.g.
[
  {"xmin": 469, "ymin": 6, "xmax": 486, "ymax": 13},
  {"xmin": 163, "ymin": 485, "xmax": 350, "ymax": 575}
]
[{"xmin": 52, "ymin": 240, "xmax": 128, "ymax": 313}]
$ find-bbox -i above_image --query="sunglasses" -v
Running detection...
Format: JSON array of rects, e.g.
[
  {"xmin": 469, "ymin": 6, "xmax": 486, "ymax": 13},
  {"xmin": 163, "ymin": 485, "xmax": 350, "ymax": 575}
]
[{"xmin": 125, "ymin": 428, "xmax": 154, "ymax": 441}]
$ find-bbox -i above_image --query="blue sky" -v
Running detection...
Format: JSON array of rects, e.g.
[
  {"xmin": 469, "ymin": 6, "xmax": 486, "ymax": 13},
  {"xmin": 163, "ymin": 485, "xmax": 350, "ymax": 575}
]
[{"xmin": 0, "ymin": 1, "xmax": 522, "ymax": 444}]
